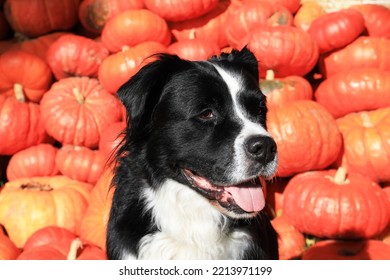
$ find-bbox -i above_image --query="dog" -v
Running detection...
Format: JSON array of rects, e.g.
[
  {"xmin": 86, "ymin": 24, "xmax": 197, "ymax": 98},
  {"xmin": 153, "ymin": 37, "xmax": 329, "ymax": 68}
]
[{"xmin": 107, "ymin": 47, "xmax": 279, "ymax": 260}]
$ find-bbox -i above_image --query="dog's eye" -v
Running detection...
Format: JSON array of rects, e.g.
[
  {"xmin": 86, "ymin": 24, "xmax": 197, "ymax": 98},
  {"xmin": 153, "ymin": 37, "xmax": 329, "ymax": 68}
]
[{"xmin": 197, "ymin": 109, "xmax": 216, "ymax": 121}]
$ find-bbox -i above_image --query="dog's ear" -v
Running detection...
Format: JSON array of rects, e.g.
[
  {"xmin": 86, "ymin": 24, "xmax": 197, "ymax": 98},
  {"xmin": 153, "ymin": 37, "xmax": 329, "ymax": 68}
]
[
  {"xmin": 210, "ymin": 46, "xmax": 259, "ymax": 81},
  {"xmin": 116, "ymin": 54, "xmax": 190, "ymax": 139}
]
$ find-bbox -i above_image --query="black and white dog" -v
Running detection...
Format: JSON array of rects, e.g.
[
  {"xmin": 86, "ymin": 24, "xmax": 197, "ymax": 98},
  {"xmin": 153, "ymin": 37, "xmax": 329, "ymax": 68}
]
[{"xmin": 107, "ymin": 47, "xmax": 279, "ymax": 260}]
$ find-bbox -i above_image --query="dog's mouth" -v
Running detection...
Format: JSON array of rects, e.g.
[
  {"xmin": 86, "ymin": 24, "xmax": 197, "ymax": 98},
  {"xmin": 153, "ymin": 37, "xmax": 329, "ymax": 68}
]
[{"xmin": 182, "ymin": 169, "xmax": 266, "ymax": 215}]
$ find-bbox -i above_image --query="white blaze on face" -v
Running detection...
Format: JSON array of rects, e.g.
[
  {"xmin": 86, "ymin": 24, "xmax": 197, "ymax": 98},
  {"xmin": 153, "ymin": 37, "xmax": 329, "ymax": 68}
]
[{"xmin": 212, "ymin": 64, "xmax": 274, "ymax": 182}]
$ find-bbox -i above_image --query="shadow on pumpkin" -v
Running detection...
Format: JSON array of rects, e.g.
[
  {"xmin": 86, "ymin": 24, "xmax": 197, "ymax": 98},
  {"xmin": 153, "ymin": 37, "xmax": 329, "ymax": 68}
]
[{"xmin": 302, "ymin": 234, "xmax": 390, "ymax": 260}]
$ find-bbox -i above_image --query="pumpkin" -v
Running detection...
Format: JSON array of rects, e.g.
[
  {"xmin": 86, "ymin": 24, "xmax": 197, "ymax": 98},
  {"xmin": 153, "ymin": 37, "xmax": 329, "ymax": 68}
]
[
  {"xmin": 101, "ymin": 9, "xmax": 171, "ymax": 53},
  {"xmin": 170, "ymin": 0, "xmax": 232, "ymax": 49},
  {"xmin": 98, "ymin": 41, "xmax": 167, "ymax": 94},
  {"xmin": 271, "ymin": 216, "xmax": 305, "ymax": 260},
  {"xmin": 320, "ymin": 36, "xmax": 390, "ymax": 77},
  {"xmin": 144, "ymin": 0, "xmax": 218, "ymax": 22},
  {"xmin": 260, "ymin": 70, "xmax": 313, "ymax": 109},
  {"xmin": 0, "ymin": 92, "xmax": 50, "ymax": 156},
  {"xmin": 98, "ymin": 121, "xmax": 125, "ymax": 161},
  {"xmin": 269, "ymin": 0, "xmax": 300, "ymax": 14},
  {"xmin": 79, "ymin": 167, "xmax": 114, "ymax": 250},
  {"xmin": 0, "ymin": 229, "xmax": 20, "ymax": 260},
  {"xmin": 78, "ymin": 0, "xmax": 144, "ymax": 34},
  {"xmin": 4, "ymin": 0, "xmax": 80, "ymax": 37},
  {"xmin": 10, "ymin": 32, "xmax": 68, "ymax": 63},
  {"xmin": 349, "ymin": 4, "xmax": 390, "ymax": 39},
  {"xmin": 315, "ymin": 68, "xmax": 390, "ymax": 118},
  {"xmin": 302, "ymin": 239, "xmax": 390, "ymax": 260},
  {"xmin": 0, "ymin": 176, "xmax": 93, "ymax": 248},
  {"xmin": 307, "ymin": 9, "xmax": 365, "ymax": 54},
  {"xmin": 336, "ymin": 108, "xmax": 390, "ymax": 183},
  {"xmin": 293, "ymin": 1, "xmax": 326, "ymax": 32},
  {"xmin": 239, "ymin": 26, "xmax": 319, "ymax": 78},
  {"xmin": 47, "ymin": 34, "xmax": 109, "ymax": 80},
  {"xmin": 56, "ymin": 145, "xmax": 106, "ymax": 185},
  {"xmin": 6, "ymin": 144, "xmax": 60, "ymax": 181},
  {"xmin": 19, "ymin": 226, "xmax": 107, "ymax": 260},
  {"xmin": 23, "ymin": 226, "xmax": 76, "ymax": 252},
  {"xmin": 40, "ymin": 77, "xmax": 122, "ymax": 148},
  {"xmin": 283, "ymin": 167, "xmax": 390, "ymax": 239},
  {"xmin": 167, "ymin": 38, "xmax": 220, "ymax": 61},
  {"xmin": 267, "ymin": 100, "xmax": 342, "ymax": 177},
  {"xmin": 225, "ymin": 1, "xmax": 293, "ymax": 47},
  {"xmin": 18, "ymin": 237, "xmax": 107, "ymax": 260},
  {"xmin": 0, "ymin": 50, "xmax": 52, "ymax": 103}
]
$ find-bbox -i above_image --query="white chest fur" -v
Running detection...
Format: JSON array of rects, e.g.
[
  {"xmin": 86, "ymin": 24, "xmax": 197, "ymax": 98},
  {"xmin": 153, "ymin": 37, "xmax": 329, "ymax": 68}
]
[{"xmin": 126, "ymin": 179, "xmax": 253, "ymax": 260}]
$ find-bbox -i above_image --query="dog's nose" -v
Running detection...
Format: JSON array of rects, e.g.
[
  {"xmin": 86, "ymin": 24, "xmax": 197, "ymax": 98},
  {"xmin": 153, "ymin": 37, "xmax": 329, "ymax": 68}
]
[{"xmin": 245, "ymin": 136, "xmax": 277, "ymax": 163}]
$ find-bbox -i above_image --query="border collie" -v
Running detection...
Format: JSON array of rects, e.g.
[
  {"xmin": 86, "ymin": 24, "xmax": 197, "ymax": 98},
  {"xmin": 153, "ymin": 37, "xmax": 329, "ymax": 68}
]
[{"xmin": 107, "ymin": 47, "xmax": 279, "ymax": 260}]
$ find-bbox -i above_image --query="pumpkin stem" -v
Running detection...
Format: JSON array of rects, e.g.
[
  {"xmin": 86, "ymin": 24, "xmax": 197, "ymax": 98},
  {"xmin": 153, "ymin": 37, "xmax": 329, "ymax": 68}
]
[
  {"xmin": 265, "ymin": 69, "xmax": 275, "ymax": 81},
  {"xmin": 67, "ymin": 238, "xmax": 83, "ymax": 260},
  {"xmin": 121, "ymin": 45, "xmax": 130, "ymax": 52},
  {"xmin": 333, "ymin": 167, "xmax": 347, "ymax": 184},
  {"xmin": 189, "ymin": 29, "xmax": 197, "ymax": 40},
  {"xmin": 20, "ymin": 182, "xmax": 53, "ymax": 191},
  {"xmin": 72, "ymin": 88, "xmax": 85, "ymax": 104},
  {"xmin": 14, "ymin": 83, "xmax": 26, "ymax": 103}
]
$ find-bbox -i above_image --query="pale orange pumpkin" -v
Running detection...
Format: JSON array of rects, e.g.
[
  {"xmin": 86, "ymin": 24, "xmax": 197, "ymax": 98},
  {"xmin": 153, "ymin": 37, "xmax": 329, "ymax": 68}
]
[
  {"xmin": 79, "ymin": 167, "xmax": 114, "ymax": 250},
  {"xmin": 0, "ymin": 176, "xmax": 92, "ymax": 248}
]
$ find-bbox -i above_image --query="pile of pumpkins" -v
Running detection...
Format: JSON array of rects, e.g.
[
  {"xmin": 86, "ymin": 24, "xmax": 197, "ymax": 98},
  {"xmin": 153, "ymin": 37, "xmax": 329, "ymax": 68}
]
[{"xmin": 0, "ymin": 0, "xmax": 390, "ymax": 260}]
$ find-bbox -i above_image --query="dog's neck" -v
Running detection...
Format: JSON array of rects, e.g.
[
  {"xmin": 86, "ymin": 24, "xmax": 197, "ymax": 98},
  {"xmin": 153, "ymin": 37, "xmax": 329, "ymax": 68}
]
[{"xmin": 130, "ymin": 179, "xmax": 253, "ymax": 259}]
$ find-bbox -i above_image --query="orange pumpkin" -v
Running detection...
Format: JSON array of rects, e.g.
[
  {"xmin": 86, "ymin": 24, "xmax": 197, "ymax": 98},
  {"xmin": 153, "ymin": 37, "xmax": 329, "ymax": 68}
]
[
  {"xmin": 239, "ymin": 26, "xmax": 319, "ymax": 78},
  {"xmin": 47, "ymin": 34, "xmax": 109, "ymax": 80},
  {"xmin": 4, "ymin": 0, "xmax": 80, "ymax": 37},
  {"xmin": 98, "ymin": 42, "xmax": 167, "ymax": 94},
  {"xmin": 0, "ymin": 92, "xmax": 51, "ymax": 155},
  {"xmin": 101, "ymin": 9, "xmax": 171, "ymax": 53},
  {"xmin": 78, "ymin": 0, "xmax": 144, "ymax": 34},
  {"xmin": 0, "ymin": 176, "xmax": 92, "ymax": 248},
  {"xmin": 307, "ymin": 9, "xmax": 365, "ymax": 54},
  {"xmin": 260, "ymin": 70, "xmax": 313, "ymax": 109},
  {"xmin": 6, "ymin": 144, "xmax": 60, "ymax": 181},
  {"xmin": 144, "ymin": 0, "xmax": 218, "ymax": 22},
  {"xmin": 170, "ymin": 0, "xmax": 232, "ymax": 48},
  {"xmin": 320, "ymin": 36, "xmax": 390, "ymax": 77},
  {"xmin": 40, "ymin": 77, "xmax": 122, "ymax": 148},
  {"xmin": 283, "ymin": 167, "xmax": 389, "ymax": 239},
  {"xmin": 18, "ymin": 226, "xmax": 107, "ymax": 260},
  {"xmin": 0, "ymin": 50, "xmax": 52, "ymax": 103},
  {"xmin": 79, "ymin": 167, "xmax": 114, "ymax": 250},
  {"xmin": 167, "ymin": 38, "xmax": 220, "ymax": 61},
  {"xmin": 315, "ymin": 68, "xmax": 390, "ymax": 118},
  {"xmin": 225, "ymin": 1, "xmax": 293, "ymax": 47},
  {"xmin": 302, "ymin": 240, "xmax": 390, "ymax": 260},
  {"xmin": 56, "ymin": 145, "xmax": 106, "ymax": 185},
  {"xmin": 271, "ymin": 216, "xmax": 305, "ymax": 260},
  {"xmin": 267, "ymin": 100, "xmax": 342, "ymax": 177},
  {"xmin": 337, "ymin": 107, "xmax": 390, "ymax": 183},
  {"xmin": 0, "ymin": 228, "xmax": 20, "ymax": 260},
  {"xmin": 349, "ymin": 4, "xmax": 390, "ymax": 39}
]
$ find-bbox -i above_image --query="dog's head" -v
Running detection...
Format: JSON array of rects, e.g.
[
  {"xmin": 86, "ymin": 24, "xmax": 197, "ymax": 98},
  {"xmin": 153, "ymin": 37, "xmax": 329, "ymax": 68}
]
[{"xmin": 117, "ymin": 48, "xmax": 278, "ymax": 219}]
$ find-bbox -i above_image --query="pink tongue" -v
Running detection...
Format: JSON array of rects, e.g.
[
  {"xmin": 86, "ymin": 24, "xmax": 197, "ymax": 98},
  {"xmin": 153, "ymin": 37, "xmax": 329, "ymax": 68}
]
[{"xmin": 225, "ymin": 185, "xmax": 265, "ymax": 212}]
